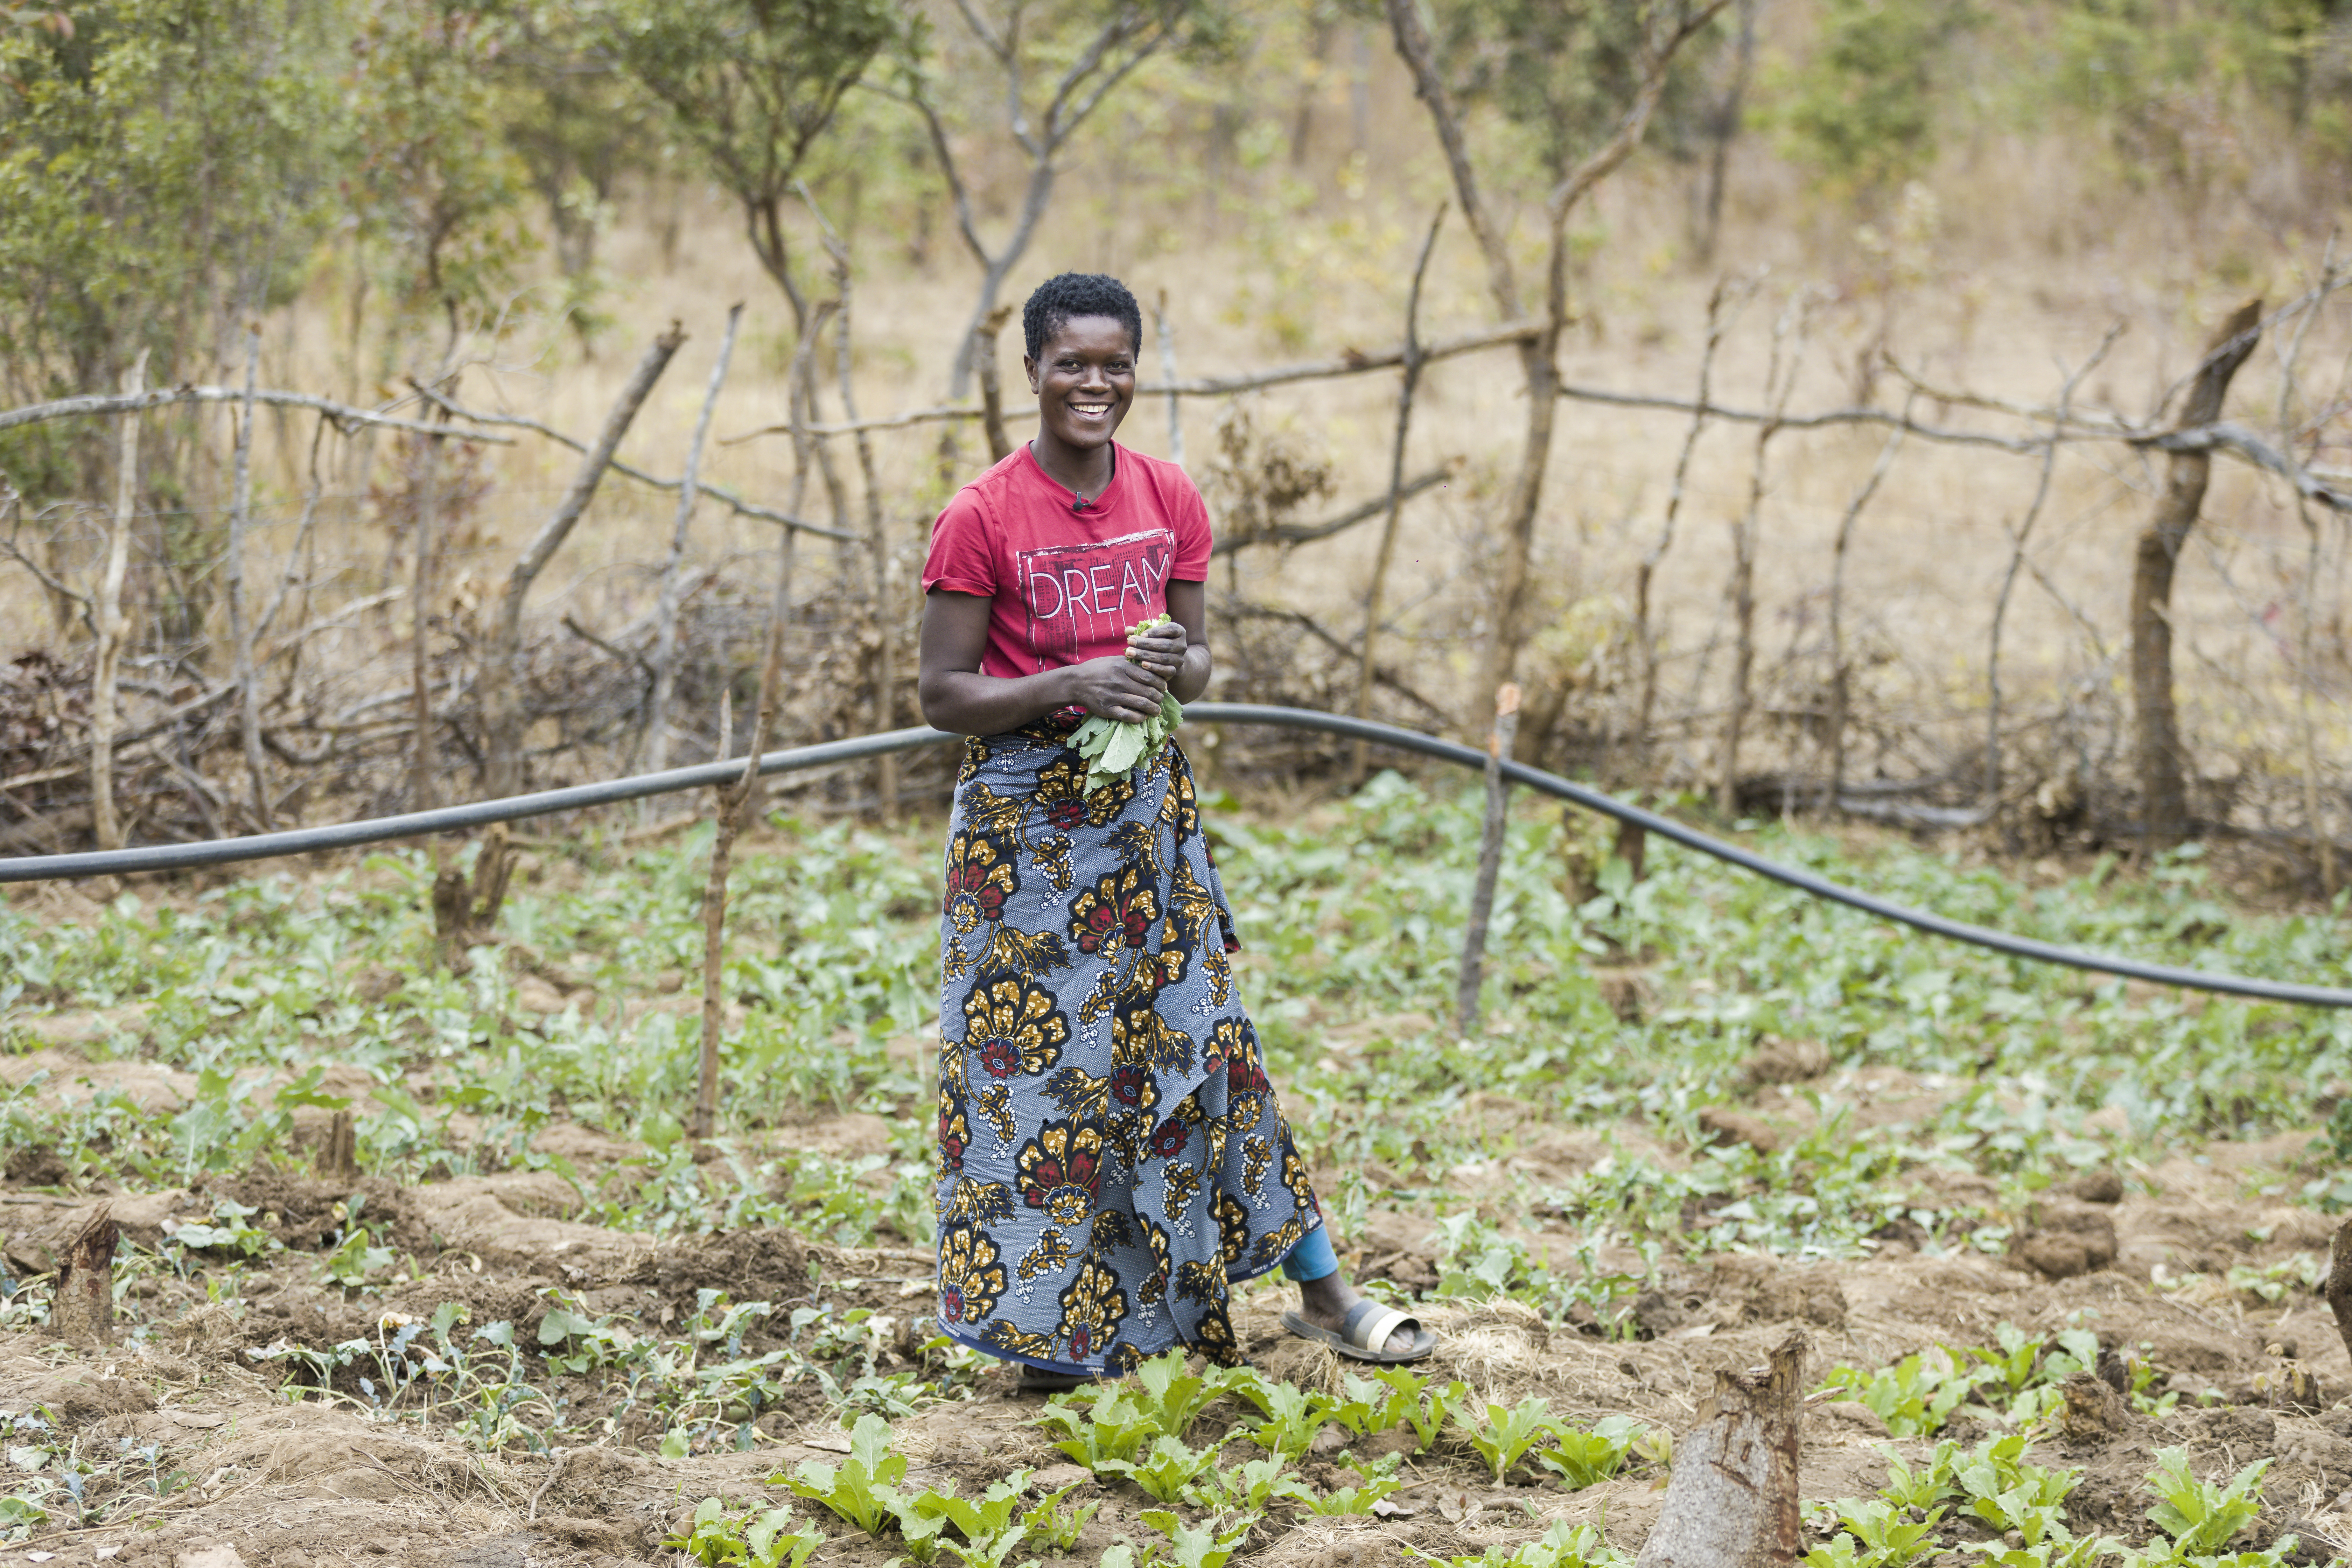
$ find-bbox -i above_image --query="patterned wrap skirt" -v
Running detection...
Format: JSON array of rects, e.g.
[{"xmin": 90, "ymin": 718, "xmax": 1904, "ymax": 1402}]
[{"xmin": 932, "ymin": 713, "xmax": 1323, "ymax": 1374}]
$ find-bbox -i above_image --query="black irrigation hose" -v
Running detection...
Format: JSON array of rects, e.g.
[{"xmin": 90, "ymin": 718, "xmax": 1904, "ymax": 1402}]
[{"xmin": 5, "ymin": 701, "xmax": 2349, "ymax": 1009}]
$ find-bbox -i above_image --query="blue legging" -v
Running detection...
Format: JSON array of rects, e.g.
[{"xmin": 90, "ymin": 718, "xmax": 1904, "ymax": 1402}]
[{"xmin": 1279, "ymin": 1226, "xmax": 1339, "ymax": 1283}]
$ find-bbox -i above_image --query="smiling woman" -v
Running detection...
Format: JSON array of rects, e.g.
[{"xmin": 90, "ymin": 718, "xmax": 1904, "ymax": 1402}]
[{"xmin": 915, "ymin": 272, "xmax": 1437, "ymax": 1392}]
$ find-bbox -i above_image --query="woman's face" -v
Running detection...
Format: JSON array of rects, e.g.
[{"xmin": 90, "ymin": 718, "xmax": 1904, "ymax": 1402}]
[{"xmin": 1024, "ymin": 314, "xmax": 1136, "ymax": 456}]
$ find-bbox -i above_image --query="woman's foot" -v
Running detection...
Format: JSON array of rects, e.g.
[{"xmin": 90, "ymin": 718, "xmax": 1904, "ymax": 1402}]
[
  {"xmin": 1287, "ymin": 1270, "xmax": 1437, "ymax": 1362},
  {"xmin": 1015, "ymin": 1364, "xmax": 1097, "ymax": 1396}
]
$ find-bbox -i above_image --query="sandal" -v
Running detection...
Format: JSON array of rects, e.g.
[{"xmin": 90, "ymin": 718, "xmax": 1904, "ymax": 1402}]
[
  {"xmin": 1282, "ymin": 1301, "xmax": 1437, "ymax": 1364},
  {"xmin": 1015, "ymin": 1365, "xmax": 1097, "ymax": 1396}
]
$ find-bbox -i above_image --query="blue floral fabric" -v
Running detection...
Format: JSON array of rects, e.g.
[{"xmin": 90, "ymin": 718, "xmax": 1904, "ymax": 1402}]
[{"xmin": 932, "ymin": 713, "xmax": 1322, "ymax": 1373}]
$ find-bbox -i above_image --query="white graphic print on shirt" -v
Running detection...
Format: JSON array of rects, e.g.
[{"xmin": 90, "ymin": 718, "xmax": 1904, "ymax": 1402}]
[{"xmin": 1016, "ymin": 528, "xmax": 1175, "ymax": 670}]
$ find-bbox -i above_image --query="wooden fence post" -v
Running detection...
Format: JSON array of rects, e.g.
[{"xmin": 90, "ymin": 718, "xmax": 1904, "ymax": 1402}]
[
  {"xmin": 90, "ymin": 352, "xmax": 147, "ymax": 853},
  {"xmin": 2131, "ymin": 299, "xmax": 2262, "ymax": 852},
  {"xmin": 1456, "ymin": 683, "xmax": 1519, "ymax": 1036}
]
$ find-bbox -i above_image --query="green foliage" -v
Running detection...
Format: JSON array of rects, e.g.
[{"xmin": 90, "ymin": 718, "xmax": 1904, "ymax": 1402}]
[
  {"xmin": 1819, "ymin": 1346, "xmax": 1990, "ymax": 1437},
  {"xmin": 1408, "ymin": 1519, "xmax": 1634, "ymax": 1568},
  {"xmin": 1018, "ymin": 1483, "xmax": 1098, "ymax": 1552},
  {"xmin": 1097, "ymin": 1435, "xmax": 1218, "ymax": 1503},
  {"xmin": 165, "ymin": 1199, "xmax": 278, "ymax": 1260},
  {"xmin": 1770, "ymin": 0, "xmax": 1971, "ymax": 196},
  {"xmin": 1456, "ymin": 1395, "xmax": 1557, "ymax": 1483},
  {"xmin": 779, "ymin": 1412, "xmax": 906, "ymax": 1535},
  {"xmin": 666, "ymin": 1497, "xmax": 824, "ymax": 1568},
  {"xmin": 2133, "ymin": 1448, "xmax": 2272, "ymax": 1560},
  {"xmin": 1070, "ymin": 686, "xmax": 1186, "ymax": 794},
  {"xmin": 1804, "ymin": 1498, "xmax": 1945, "ymax": 1568},
  {"xmin": 1538, "ymin": 1414, "xmax": 1644, "ymax": 1489}
]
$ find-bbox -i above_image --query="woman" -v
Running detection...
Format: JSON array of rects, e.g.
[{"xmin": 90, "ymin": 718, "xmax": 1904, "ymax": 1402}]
[{"xmin": 918, "ymin": 271, "xmax": 1436, "ymax": 1388}]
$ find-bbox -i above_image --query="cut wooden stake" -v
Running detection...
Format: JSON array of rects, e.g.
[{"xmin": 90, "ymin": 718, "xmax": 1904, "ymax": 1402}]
[
  {"xmin": 1352, "ymin": 202, "xmax": 1444, "ymax": 783},
  {"xmin": 975, "ymin": 305, "xmax": 1016, "ymax": 464},
  {"xmin": 1456, "ymin": 682, "xmax": 1519, "ymax": 1037},
  {"xmin": 646, "ymin": 303, "xmax": 744, "ymax": 785},
  {"xmin": 2324, "ymin": 1216, "xmax": 2352, "ymax": 1370},
  {"xmin": 52, "ymin": 1203, "xmax": 117, "ymax": 1348},
  {"xmin": 90, "ymin": 351, "xmax": 147, "ymax": 853},
  {"xmin": 1635, "ymin": 1329, "xmax": 1807, "ymax": 1567},
  {"xmin": 225, "ymin": 324, "xmax": 271, "ymax": 830}
]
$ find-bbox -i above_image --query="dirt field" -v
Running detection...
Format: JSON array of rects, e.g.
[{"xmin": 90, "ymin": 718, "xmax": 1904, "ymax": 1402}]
[{"xmin": 0, "ymin": 1077, "xmax": 2344, "ymax": 1567}]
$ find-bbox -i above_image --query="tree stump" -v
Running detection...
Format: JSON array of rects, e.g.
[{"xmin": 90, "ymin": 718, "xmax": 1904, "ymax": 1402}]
[
  {"xmin": 2323, "ymin": 1217, "xmax": 2352, "ymax": 1370},
  {"xmin": 52, "ymin": 1204, "xmax": 117, "ymax": 1349},
  {"xmin": 1635, "ymin": 1329, "xmax": 1807, "ymax": 1568},
  {"xmin": 317, "ymin": 1109, "xmax": 358, "ymax": 1181}
]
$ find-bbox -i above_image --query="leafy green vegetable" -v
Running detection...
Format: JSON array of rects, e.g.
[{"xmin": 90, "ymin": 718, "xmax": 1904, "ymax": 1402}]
[{"xmin": 1068, "ymin": 615, "xmax": 1186, "ymax": 793}]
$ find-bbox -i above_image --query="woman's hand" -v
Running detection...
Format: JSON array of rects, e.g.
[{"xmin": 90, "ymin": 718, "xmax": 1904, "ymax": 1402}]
[
  {"xmin": 1127, "ymin": 620, "xmax": 1187, "ymax": 683},
  {"xmin": 1063, "ymin": 653, "xmax": 1170, "ymax": 724}
]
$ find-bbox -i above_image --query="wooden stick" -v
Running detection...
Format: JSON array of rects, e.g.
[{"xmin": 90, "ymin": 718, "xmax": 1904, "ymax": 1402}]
[
  {"xmin": 1718, "ymin": 293, "xmax": 1810, "ymax": 815},
  {"xmin": 646, "ymin": 304, "xmax": 744, "ymax": 784},
  {"xmin": 1827, "ymin": 401, "xmax": 1911, "ymax": 813},
  {"xmin": 1353, "ymin": 203, "xmax": 1445, "ymax": 783},
  {"xmin": 408, "ymin": 394, "xmax": 449, "ymax": 820},
  {"xmin": 1154, "ymin": 290, "xmax": 1185, "ymax": 467},
  {"xmin": 1634, "ymin": 1330, "xmax": 1806, "ymax": 1566},
  {"xmin": 483, "ymin": 324, "xmax": 685, "ymax": 803},
  {"xmin": 90, "ymin": 350, "xmax": 147, "ymax": 853},
  {"xmin": 2325, "ymin": 1217, "xmax": 2352, "ymax": 1372},
  {"xmin": 1986, "ymin": 327, "xmax": 2121, "ymax": 814},
  {"xmin": 225, "ymin": 326, "xmax": 271, "ymax": 830},
  {"xmin": 1456, "ymin": 683, "xmax": 1520, "ymax": 1037},
  {"xmin": 1212, "ymin": 469, "xmax": 1450, "ymax": 557},
  {"xmin": 413, "ymin": 384, "xmax": 853, "ymax": 542},
  {"xmin": 1634, "ymin": 277, "xmax": 1746, "ymax": 789},
  {"xmin": 976, "ymin": 305, "xmax": 1016, "ymax": 464},
  {"xmin": 835, "ymin": 285, "xmax": 899, "ymax": 823},
  {"xmin": 0, "ymin": 385, "xmax": 513, "ymax": 442}
]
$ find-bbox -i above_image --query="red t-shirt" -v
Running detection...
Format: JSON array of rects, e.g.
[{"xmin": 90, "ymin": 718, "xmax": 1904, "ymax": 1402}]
[{"xmin": 922, "ymin": 443, "xmax": 1212, "ymax": 678}]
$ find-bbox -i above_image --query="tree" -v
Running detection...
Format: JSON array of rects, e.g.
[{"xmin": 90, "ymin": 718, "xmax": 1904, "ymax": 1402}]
[
  {"xmin": 1385, "ymin": 0, "xmax": 1731, "ymax": 709},
  {"xmin": 891, "ymin": 0, "xmax": 1205, "ymax": 404},
  {"xmin": 601, "ymin": 0, "xmax": 898, "ymax": 338},
  {"xmin": 1773, "ymin": 0, "xmax": 1970, "ymax": 201}
]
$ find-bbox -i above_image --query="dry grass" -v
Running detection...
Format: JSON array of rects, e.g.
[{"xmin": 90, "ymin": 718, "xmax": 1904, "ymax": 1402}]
[{"xmin": 4, "ymin": 72, "xmax": 2346, "ymax": 863}]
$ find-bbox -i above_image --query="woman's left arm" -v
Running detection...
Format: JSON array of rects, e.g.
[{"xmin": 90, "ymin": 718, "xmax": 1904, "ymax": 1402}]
[{"xmin": 1129, "ymin": 579, "xmax": 1212, "ymax": 704}]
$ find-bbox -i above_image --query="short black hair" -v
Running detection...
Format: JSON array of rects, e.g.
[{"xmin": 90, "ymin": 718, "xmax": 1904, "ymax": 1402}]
[{"xmin": 1023, "ymin": 272, "xmax": 1143, "ymax": 361}]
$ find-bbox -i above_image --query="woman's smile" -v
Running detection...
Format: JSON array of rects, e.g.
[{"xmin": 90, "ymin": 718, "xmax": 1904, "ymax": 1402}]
[{"xmin": 1026, "ymin": 313, "xmax": 1136, "ymax": 490}]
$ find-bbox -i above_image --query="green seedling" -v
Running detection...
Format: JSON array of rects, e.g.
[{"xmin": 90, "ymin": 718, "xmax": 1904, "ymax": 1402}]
[
  {"xmin": 1236, "ymin": 1380, "xmax": 1336, "ymax": 1460},
  {"xmin": 166, "ymin": 1198, "xmax": 279, "ymax": 1259},
  {"xmin": 665, "ymin": 1498, "xmax": 824, "ymax": 1568},
  {"xmin": 1137, "ymin": 1507, "xmax": 1253, "ymax": 1568},
  {"xmin": 1373, "ymin": 1367, "xmax": 1467, "ymax": 1451},
  {"xmin": 1126, "ymin": 1349, "xmax": 1224, "ymax": 1438},
  {"xmin": 1407, "ymin": 1519, "xmax": 1633, "ymax": 1568},
  {"xmin": 1319, "ymin": 1373, "xmax": 1390, "ymax": 1437},
  {"xmin": 1019, "ymin": 1483, "xmax": 1098, "ymax": 1552},
  {"xmin": 1539, "ymin": 1414, "xmax": 1643, "ymax": 1489},
  {"xmin": 1954, "ymin": 1433, "xmax": 2076, "ymax": 1532},
  {"xmin": 1035, "ymin": 1384, "xmax": 1162, "ymax": 1468},
  {"xmin": 1804, "ymin": 1498, "xmax": 1943, "ymax": 1567},
  {"xmin": 1457, "ymin": 1395, "xmax": 1558, "ymax": 1483},
  {"xmin": 1877, "ymin": 1440, "xmax": 1960, "ymax": 1513},
  {"xmin": 1818, "ymin": 1347, "xmax": 1991, "ymax": 1437},
  {"xmin": 1307, "ymin": 1454, "xmax": 1404, "ymax": 1516},
  {"xmin": 1096, "ymin": 1435, "xmax": 1218, "ymax": 1503},
  {"xmin": 318, "ymin": 1224, "xmax": 393, "ymax": 1288},
  {"xmin": 1182, "ymin": 1455, "xmax": 1314, "ymax": 1515},
  {"xmin": 778, "ymin": 1413, "xmax": 904, "ymax": 1536},
  {"xmin": 2138, "ymin": 1447, "xmax": 2270, "ymax": 1557}
]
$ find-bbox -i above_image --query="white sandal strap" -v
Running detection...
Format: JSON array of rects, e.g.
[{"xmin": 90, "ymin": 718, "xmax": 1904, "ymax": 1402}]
[{"xmin": 1352, "ymin": 1304, "xmax": 1414, "ymax": 1354}]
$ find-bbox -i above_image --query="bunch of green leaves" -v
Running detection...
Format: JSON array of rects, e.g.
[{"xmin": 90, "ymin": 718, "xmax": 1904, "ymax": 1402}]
[
  {"xmin": 164, "ymin": 1199, "xmax": 279, "ymax": 1261},
  {"xmin": 1067, "ymin": 616, "xmax": 1185, "ymax": 793},
  {"xmin": 2120, "ymin": 1449, "xmax": 2281, "ymax": 1564},
  {"xmin": 1818, "ymin": 1346, "xmax": 1994, "ymax": 1437},
  {"xmin": 1539, "ymin": 1414, "xmax": 1645, "ymax": 1489},
  {"xmin": 1455, "ymin": 1395, "xmax": 1559, "ymax": 1483}
]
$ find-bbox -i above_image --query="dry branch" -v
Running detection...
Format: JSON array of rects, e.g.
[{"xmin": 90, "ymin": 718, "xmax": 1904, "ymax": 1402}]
[
  {"xmin": 225, "ymin": 326, "xmax": 270, "ymax": 829},
  {"xmin": 483, "ymin": 323, "xmax": 686, "ymax": 803},
  {"xmin": 1212, "ymin": 469, "xmax": 1451, "ymax": 555},
  {"xmin": 646, "ymin": 304, "xmax": 744, "ymax": 781},
  {"xmin": 1354, "ymin": 204, "xmax": 1446, "ymax": 782},
  {"xmin": 415, "ymin": 386, "xmax": 854, "ymax": 542},
  {"xmin": 1457, "ymin": 682, "xmax": 1518, "ymax": 1036},
  {"xmin": 2326, "ymin": 1217, "xmax": 2352, "ymax": 1371},
  {"xmin": 90, "ymin": 351, "xmax": 146, "ymax": 853},
  {"xmin": 0, "ymin": 385, "xmax": 513, "ymax": 442}
]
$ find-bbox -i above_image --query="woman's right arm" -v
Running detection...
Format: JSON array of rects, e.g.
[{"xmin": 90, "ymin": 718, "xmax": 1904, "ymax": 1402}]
[{"xmin": 919, "ymin": 589, "xmax": 1173, "ymax": 737}]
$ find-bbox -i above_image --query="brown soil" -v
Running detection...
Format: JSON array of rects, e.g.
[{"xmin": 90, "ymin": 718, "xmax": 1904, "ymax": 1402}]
[{"xmin": 0, "ymin": 1114, "xmax": 2344, "ymax": 1567}]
